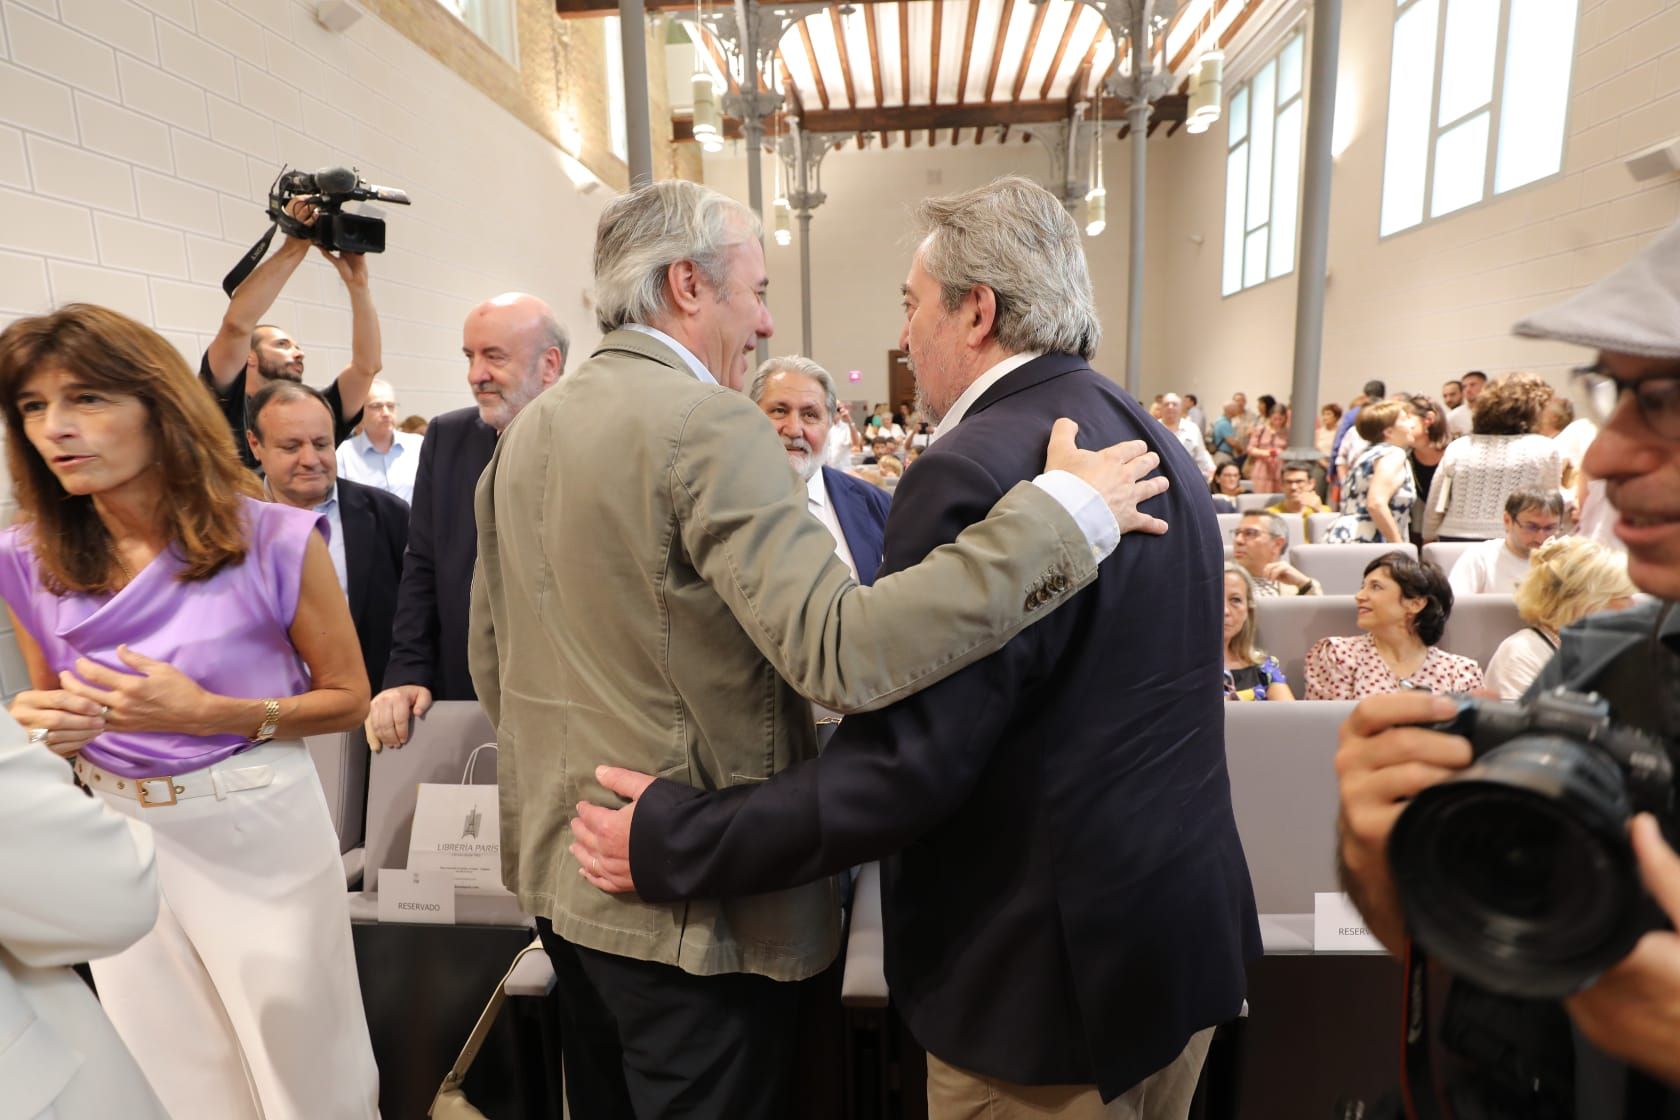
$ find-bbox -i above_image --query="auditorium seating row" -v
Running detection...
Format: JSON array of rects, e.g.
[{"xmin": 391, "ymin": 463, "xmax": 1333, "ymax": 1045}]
[
  {"xmin": 1218, "ymin": 510, "xmax": 1478, "ymax": 563},
  {"xmin": 1253, "ymin": 593, "xmax": 1520, "ymax": 686}
]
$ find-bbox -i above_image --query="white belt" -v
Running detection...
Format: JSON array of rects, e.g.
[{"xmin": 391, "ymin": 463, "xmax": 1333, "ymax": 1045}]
[{"xmin": 75, "ymin": 754, "xmax": 276, "ymax": 809}]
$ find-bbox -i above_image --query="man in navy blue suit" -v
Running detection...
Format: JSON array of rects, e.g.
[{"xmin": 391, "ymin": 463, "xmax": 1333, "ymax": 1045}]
[
  {"xmin": 574, "ymin": 177, "xmax": 1258, "ymax": 1117},
  {"xmin": 748, "ymin": 356, "xmax": 891, "ymax": 585}
]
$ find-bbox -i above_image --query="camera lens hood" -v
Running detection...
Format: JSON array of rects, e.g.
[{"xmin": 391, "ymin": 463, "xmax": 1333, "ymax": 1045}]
[{"xmin": 1389, "ymin": 734, "xmax": 1657, "ymax": 998}]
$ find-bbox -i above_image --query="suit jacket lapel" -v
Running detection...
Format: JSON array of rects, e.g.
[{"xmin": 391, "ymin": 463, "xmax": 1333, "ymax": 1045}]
[{"xmin": 823, "ymin": 469, "xmax": 885, "ymax": 586}]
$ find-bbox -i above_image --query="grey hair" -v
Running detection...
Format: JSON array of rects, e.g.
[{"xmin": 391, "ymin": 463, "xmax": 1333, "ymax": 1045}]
[
  {"xmin": 747, "ymin": 355, "xmax": 837, "ymax": 418},
  {"xmin": 592, "ymin": 180, "xmax": 761, "ymax": 334},
  {"xmin": 913, "ymin": 176, "xmax": 1101, "ymax": 359},
  {"xmin": 1244, "ymin": 510, "xmax": 1290, "ymax": 543},
  {"xmin": 537, "ymin": 313, "xmax": 570, "ymax": 368}
]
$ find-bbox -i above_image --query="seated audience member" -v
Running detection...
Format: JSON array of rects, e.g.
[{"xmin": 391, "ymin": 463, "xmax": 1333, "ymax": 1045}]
[
  {"xmin": 1325, "ymin": 399, "xmax": 1419, "ymax": 544},
  {"xmin": 1223, "ymin": 564, "xmax": 1295, "ymax": 701},
  {"xmin": 1, "ymin": 717, "xmax": 167, "ymax": 1120},
  {"xmin": 336, "ymin": 378, "xmax": 421, "ymax": 502},
  {"xmin": 1446, "ymin": 487, "xmax": 1562, "ymax": 596},
  {"xmin": 1210, "ymin": 461, "xmax": 1244, "ymax": 512},
  {"xmin": 399, "ymin": 413, "xmax": 427, "ymax": 435},
  {"xmin": 1423, "ymin": 372, "xmax": 1562, "ymax": 541},
  {"xmin": 1232, "ymin": 511, "xmax": 1322, "ymax": 596},
  {"xmin": 1161, "ymin": 393, "xmax": 1215, "ymax": 480},
  {"xmin": 749, "ymin": 356, "xmax": 889, "ymax": 583},
  {"xmin": 1484, "ymin": 536, "xmax": 1637, "ymax": 700},
  {"xmin": 1268, "ymin": 461, "xmax": 1331, "ymax": 521},
  {"xmin": 865, "ymin": 404, "xmax": 905, "ymax": 442},
  {"xmin": 248, "ymin": 381, "xmax": 410, "ymax": 692},
  {"xmin": 1305, "ymin": 553, "xmax": 1484, "ymax": 699},
  {"xmin": 905, "ymin": 445, "xmax": 923, "ymax": 466},
  {"xmin": 878, "ymin": 455, "xmax": 904, "ymax": 483},
  {"xmin": 863, "ymin": 434, "xmax": 899, "ymax": 464}
]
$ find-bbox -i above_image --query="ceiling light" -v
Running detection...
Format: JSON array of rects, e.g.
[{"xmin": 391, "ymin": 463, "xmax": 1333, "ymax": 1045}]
[{"xmin": 1187, "ymin": 51, "xmax": 1224, "ymax": 133}]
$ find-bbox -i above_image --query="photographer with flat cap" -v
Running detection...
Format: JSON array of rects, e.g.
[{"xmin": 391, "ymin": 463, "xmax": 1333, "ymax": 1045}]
[
  {"xmin": 1336, "ymin": 220, "xmax": 1680, "ymax": 1117},
  {"xmin": 201, "ymin": 200, "xmax": 381, "ymax": 469}
]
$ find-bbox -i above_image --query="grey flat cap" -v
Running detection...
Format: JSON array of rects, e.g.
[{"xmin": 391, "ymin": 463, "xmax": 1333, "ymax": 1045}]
[{"xmin": 1513, "ymin": 219, "xmax": 1680, "ymax": 360}]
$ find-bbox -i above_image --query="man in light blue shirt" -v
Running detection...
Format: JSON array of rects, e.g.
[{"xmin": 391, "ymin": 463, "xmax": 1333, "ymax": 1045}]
[{"xmin": 337, "ymin": 378, "xmax": 422, "ymax": 502}]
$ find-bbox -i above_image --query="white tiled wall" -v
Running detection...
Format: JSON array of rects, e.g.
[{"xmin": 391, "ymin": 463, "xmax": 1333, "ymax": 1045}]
[{"xmin": 0, "ymin": 0, "xmax": 614, "ymax": 695}]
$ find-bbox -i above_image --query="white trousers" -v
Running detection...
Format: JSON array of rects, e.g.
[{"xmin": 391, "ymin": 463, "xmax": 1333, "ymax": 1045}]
[{"xmin": 91, "ymin": 741, "xmax": 380, "ymax": 1120}]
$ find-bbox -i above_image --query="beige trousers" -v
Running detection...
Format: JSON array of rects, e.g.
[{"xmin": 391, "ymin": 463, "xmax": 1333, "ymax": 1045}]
[{"xmin": 925, "ymin": 1026, "xmax": 1216, "ymax": 1120}]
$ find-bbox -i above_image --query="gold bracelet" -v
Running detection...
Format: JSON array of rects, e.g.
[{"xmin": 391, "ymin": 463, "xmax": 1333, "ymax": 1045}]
[{"xmin": 252, "ymin": 698, "xmax": 281, "ymax": 743}]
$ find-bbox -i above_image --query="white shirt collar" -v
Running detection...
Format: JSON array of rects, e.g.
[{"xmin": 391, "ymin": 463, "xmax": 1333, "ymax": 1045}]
[
  {"xmin": 624, "ymin": 324, "xmax": 718, "ymax": 385},
  {"xmin": 929, "ymin": 352, "xmax": 1043, "ymax": 444}
]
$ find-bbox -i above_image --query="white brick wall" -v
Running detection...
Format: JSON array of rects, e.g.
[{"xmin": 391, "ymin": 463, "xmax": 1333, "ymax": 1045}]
[{"xmin": 0, "ymin": 0, "xmax": 612, "ymax": 696}]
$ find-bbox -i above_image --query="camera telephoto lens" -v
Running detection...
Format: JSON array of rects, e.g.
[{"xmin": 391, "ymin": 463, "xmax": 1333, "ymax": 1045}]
[{"xmin": 1390, "ymin": 735, "xmax": 1657, "ymax": 999}]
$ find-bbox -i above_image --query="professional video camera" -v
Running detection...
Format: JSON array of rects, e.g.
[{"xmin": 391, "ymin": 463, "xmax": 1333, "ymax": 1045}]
[
  {"xmin": 267, "ymin": 166, "xmax": 410, "ymax": 255},
  {"xmin": 1388, "ymin": 688, "xmax": 1677, "ymax": 999}
]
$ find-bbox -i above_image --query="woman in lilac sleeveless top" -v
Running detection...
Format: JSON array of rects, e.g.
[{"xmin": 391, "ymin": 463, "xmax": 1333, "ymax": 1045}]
[{"xmin": 0, "ymin": 305, "xmax": 378, "ymax": 1119}]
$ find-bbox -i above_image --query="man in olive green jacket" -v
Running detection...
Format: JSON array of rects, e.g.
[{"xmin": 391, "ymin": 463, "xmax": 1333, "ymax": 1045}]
[{"xmin": 468, "ymin": 180, "xmax": 1168, "ymax": 1117}]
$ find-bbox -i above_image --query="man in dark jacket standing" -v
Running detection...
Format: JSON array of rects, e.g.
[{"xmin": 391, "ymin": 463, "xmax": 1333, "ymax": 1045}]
[{"xmin": 574, "ymin": 177, "xmax": 1259, "ymax": 1116}]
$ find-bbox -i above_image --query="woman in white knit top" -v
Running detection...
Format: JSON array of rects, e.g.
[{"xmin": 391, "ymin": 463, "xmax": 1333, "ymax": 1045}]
[{"xmin": 1423, "ymin": 372, "xmax": 1562, "ymax": 541}]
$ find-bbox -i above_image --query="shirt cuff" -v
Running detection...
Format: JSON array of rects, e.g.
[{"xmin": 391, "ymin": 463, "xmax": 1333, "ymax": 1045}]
[{"xmin": 1032, "ymin": 470, "xmax": 1121, "ymax": 562}]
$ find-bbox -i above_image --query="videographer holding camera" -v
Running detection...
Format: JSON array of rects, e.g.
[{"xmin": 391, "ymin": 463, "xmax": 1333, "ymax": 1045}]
[
  {"xmin": 203, "ymin": 179, "xmax": 393, "ymax": 470},
  {"xmin": 1337, "ymin": 221, "xmax": 1680, "ymax": 1116}
]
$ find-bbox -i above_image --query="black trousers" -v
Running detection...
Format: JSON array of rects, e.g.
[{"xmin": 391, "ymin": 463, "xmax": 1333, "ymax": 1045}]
[
  {"xmin": 534, "ymin": 916, "xmax": 636, "ymax": 1118},
  {"xmin": 537, "ymin": 919, "xmax": 804, "ymax": 1119}
]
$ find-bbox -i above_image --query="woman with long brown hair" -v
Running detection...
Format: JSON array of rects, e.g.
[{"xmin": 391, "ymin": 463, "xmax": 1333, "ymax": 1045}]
[{"xmin": 0, "ymin": 305, "xmax": 378, "ymax": 1119}]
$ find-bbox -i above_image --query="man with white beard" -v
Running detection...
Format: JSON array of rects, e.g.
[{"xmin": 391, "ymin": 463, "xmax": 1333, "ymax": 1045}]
[{"xmin": 749, "ymin": 356, "xmax": 891, "ymax": 584}]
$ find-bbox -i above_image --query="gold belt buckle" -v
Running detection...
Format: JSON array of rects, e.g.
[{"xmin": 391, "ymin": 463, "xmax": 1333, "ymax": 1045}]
[{"xmin": 136, "ymin": 776, "xmax": 180, "ymax": 808}]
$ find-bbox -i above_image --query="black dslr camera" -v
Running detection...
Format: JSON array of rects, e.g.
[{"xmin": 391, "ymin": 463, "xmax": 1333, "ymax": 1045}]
[
  {"xmin": 268, "ymin": 166, "xmax": 410, "ymax": 254},
  {"xmin": 1388, "ymin": 688, "xmax": 1676, "ymax": 999}
]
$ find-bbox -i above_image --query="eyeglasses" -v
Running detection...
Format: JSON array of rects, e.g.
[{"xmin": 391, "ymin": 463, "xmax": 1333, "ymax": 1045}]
[
  {"xmin": 1231, "ymin": 527, "xmax": 1273, "ymax": 541},
  {"xmin": 1512, "ymin": 519, "xmax": 1558, "ymax": 535},
  {"xmin": 1572, "ymin": 363, "xmax": 1680, "ymax": 440}
]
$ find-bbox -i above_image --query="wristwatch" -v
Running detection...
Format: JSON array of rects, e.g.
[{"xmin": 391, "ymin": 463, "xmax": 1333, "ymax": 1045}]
[{"xmin": 252, "ymin": 698, "xmax": 281, "ymax": 743}]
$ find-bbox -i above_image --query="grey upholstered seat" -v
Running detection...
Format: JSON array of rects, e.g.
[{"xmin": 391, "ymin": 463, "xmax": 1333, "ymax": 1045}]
[
  {"xmin": 1289, "ymin": 542, "xmax": 1416, "ymax": 595},
  {"xmin": 1252, "ymin": 595, "xmax": 1359, "ymax": 687},
  {"xmin": 1225, "ymin": 700, "xmax": 1356, "ymax": 914},
  {"xmin": 1438, "ymin": 594, "xmax": 1524, "ymax": 672},
  {"xmin": 1306, "ymin": 511, "xmax": 1342, "ymax": 543},
  {"xmin": 1236, "ymin": 492, "xmax": 1284, "ymax": 512},
  {"xmin": 1422, "ymin": 540, "xmax": 1476, "ymax": 577}
]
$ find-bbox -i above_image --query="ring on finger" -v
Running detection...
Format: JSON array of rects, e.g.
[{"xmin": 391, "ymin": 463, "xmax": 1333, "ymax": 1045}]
[
  {"xmin": 99, "ymin": 705, "xmax": 110, "ymax": 718},
  {"xmin": 28, "ymin": 727, "xmax": 48, "ymax": 746}
]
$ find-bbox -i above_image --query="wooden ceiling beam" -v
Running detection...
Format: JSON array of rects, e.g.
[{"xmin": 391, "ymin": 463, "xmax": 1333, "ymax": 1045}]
[
  {"xmin": 929, "ymin": 0, "xmax": 943, "ymax": 146},
  {"xmin": 1038, "ymin": 6, "xmax": 1083, "ymax": 100},
  {"xmin": 975, "ymin": 0, "xmax": 1016, "ymax": 143},
  {"xmin": 1000, "ymin": 0, "xmax": 1050, "ymax": 142},
  {"xmin": 797, "ymin": 17, "xmax": 831, "ymax": 110},
  {"xmin": 899, "ymin": 1, "xmax": 912, "ymax": 147},
  {"xmin": 829, "ymin": 7, "xmax": 860, "ymax": 109},
  {"xmin": 952, "ymin": 0, "xmax": 981, "ymax": 145},
  {"xmin": 862, "ymin": 5, "xmax": 884, "ymax": 146},
  {"xmin": 673, "ymin": 92, "xmax": 1186, "ymax": 140}
]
